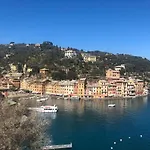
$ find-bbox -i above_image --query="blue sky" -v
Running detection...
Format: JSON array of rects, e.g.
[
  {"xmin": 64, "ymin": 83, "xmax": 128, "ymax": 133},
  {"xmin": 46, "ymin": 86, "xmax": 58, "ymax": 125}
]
[{"xmin": 0, "ymin": 0, "xmax": 150, "ymax": 58}]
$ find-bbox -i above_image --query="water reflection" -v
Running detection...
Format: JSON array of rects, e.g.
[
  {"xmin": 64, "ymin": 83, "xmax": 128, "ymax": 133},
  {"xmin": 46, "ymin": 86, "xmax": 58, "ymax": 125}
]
[
  {"xmin": 46, "ymin": 96, "xmax": 150, "ymax": 150},
  {"xmin": 38, "ymin": 112, "xmax": 57, "ymax": 120},
  {"xmin": 43, "ymin": 96, "xmax": 148, "ymax": 117}
]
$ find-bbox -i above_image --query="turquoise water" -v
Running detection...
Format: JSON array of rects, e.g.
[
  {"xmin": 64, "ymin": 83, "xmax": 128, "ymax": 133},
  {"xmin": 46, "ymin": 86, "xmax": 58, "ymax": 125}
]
[{"xmin": 45, "ymin": 96, "xmax": 150, "ymax": 150}]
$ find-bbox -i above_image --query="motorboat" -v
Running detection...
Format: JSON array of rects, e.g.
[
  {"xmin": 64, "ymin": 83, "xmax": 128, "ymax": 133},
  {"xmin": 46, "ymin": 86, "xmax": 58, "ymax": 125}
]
[
  {"xmin": 108, "ymin": 104, "xmax": 116, "ymax": 107},
  {"xmin": 37, "ymin": 105, "xmax": 58, "ymax": 113}
]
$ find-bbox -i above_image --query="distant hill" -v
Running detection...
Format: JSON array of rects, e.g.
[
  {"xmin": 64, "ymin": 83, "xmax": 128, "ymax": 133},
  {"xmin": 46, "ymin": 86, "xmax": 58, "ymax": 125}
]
[{"xmin": 0, "ymin": 41, "xmax": 150, "ymax": 80}]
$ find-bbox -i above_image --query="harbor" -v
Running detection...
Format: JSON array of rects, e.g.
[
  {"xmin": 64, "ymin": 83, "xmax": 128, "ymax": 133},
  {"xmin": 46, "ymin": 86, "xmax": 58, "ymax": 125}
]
[{"xmin": 45, "ymin": 96, "xmax": 150, "ymax": 150}]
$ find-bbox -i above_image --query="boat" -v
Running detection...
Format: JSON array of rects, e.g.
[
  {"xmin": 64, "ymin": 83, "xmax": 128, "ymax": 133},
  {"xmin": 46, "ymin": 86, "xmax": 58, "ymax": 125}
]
[
  {"xmin": 108, "ymin": 104, "xmax": 116, "ymax": 107},
  {"xmin": 37, "ymin": 97, "xmax": 48, "ymax": 102},
  {"xmin": 37, "ymin": 105, "xmax": 58, "ymax": 113}
]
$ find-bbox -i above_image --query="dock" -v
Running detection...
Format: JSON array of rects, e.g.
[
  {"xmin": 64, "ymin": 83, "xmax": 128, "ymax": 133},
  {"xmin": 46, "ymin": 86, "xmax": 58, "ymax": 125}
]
[{"xmin": 42, "ymin": 143, "xmax": 72, "ymax": 150}]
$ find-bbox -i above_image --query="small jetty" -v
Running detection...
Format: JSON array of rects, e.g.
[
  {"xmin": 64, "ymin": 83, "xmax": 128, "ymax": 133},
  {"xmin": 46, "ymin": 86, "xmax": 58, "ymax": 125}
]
[{"xmin": 42, "ymin": 143, "xmax": 72, "ymax": 150}]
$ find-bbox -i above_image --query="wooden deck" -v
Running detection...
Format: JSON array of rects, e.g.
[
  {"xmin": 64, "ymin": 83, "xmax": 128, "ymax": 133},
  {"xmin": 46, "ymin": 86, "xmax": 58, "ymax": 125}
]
[{"xmin": 42, "ymin": 143, "xmax": 72, "ymax": 150}]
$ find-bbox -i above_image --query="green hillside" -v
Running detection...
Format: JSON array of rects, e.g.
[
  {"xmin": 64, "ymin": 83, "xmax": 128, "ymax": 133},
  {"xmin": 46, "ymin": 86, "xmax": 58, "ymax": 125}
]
[{"xmin": 0, "ymin": 41, "xmax": 150, "ymax": 80}]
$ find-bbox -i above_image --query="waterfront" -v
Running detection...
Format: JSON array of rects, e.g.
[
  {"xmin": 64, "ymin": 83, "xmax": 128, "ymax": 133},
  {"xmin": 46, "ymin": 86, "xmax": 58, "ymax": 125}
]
[{"xmin": 43, "ymin": 96, "xmax": 150, "ymax": 150}]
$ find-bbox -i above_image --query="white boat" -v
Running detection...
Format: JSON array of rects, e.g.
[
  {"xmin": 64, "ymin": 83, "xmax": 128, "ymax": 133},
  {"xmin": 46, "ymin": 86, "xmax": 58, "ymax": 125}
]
[
  {"xmin": 37, "ymin": 105, "xmax": 58, "ymax": 113},
  {"xmin": 108, "ymin": 104, "xmax": 116, "ymax": 107},
  {"xmin": 37, "ymin": 97, "xmax": 48, "ymax": 102}
]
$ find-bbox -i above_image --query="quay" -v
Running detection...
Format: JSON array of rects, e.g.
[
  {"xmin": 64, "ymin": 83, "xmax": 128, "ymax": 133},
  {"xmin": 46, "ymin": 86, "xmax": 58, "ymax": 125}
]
[{"xmin": 42, "ymin": 143, "xmax": 72, "ymax": 150}]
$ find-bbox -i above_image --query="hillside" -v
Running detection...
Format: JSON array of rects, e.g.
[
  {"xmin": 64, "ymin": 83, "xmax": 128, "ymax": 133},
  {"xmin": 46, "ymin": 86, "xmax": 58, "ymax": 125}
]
[{"xmin": 0, "ymin": 41, "xmax": 150, "ymax": 80}]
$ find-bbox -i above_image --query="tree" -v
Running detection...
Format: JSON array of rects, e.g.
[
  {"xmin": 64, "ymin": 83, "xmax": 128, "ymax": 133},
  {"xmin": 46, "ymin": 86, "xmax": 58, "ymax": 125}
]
[
  {"xmin": 66, "ymin": 69, "xmax": 78, "ymax": 80},
  {"xmin": 120, "ymin": 68, "xmax": 125, "ymax": 76},
  {"xmin": 51, "ymin": 70, "xmax": 66, "ymax": 80},
  {"xmin": 41, "ymin": 41, "xmax": 53, "ymax": 50},
  {"xmin": 0, "ymin": 99, "xmax": 49, "ymax": 150}
]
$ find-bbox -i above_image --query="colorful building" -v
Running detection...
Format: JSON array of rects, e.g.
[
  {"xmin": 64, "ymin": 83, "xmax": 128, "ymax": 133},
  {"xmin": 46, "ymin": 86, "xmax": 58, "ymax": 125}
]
[
  {"xmin": 107, "ymin": 81, "xmax": 116, "ymax": 97},
  {"xmin": 98, "ymin": 80, "xmax": 108, "ymax": 98},
  {"xmin": 77, "ymin": 78, "xmax": 86, "ymax": 98},
  {"xmin": 106, "ymin": 69, "xmax": 120, "ymax": 80},
  {"xmin": 19, "ymin": 75, "xmax": 145, "ymax": 99},
  {"xmin": 135, "ymin": 79, "xmax": 144, "ymax": 95},
  {"xmin": 86, "ymin": 82, "xmax": 101, "ymax": 98},
  {"xmin": 127, "ymin": 78, "xmax": 136, "ymax": 97},
  {"xmin": 40, "ymin": 68, "xmax": 49, "ymax": 78}
]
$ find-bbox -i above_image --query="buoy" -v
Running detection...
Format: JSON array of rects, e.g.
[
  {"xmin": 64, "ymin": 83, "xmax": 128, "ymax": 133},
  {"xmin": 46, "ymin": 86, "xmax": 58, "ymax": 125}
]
[
  {"xmin": 111, "ymin": 147, "xmax": 113, "ymax": 149},
  {"xmin": 140, "ymin": 135, "xmax": 143, "ymax": 138},
  {"xmin": 114, "ymin": 142, "xmax": 116, "ymax": 144},
  {"xmin": 120, "ymin": 139, "xmax": 123, "ymax": 142},
  {"xmin": 128, "ymin": 137, "xmax": 131, "ymax": 139}
]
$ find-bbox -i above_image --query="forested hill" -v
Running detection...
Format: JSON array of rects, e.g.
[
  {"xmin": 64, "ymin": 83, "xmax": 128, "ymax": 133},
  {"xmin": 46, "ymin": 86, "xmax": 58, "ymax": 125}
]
[{"xmin": 0, "ymin": 41, "xmax": 150, "ymax": 80}]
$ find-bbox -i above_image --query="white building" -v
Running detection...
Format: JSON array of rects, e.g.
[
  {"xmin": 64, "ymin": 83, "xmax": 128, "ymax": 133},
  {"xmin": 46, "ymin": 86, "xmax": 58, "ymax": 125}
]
[
  {"xmin": 59, "ymin": 80, "xmax": 76, "ymax": 95},
  {"xmin": 115, "ymin": 64, "xmax": 125, "ymax": 71},
  {"xmin": 65, "ymin": 50, "xmax": 77, "ymax": 58}
]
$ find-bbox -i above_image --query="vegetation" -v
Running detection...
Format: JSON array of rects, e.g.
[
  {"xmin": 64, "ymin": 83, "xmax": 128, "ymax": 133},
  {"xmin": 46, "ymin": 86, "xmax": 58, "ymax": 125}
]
[
  {"xmin": 1, "ymin": 42, "xmax": 150, "ymax": 80},
  {"xmin": 0, "ymin": 99, "xmax": 49, "ymax": 150}
]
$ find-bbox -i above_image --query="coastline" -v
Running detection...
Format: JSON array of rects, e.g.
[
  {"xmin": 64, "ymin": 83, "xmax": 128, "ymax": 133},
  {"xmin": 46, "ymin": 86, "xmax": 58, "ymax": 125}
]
[
  {"xmin": 5, "ymin": 91, "xmax": 149, "ymax": 101},
  {"xmin": 7, "ymin": 92, "xmax": 30, "ymax": 98},
  {"xmin": 81, "ymin": 94, "xmax": 149, "ymax": 101}
]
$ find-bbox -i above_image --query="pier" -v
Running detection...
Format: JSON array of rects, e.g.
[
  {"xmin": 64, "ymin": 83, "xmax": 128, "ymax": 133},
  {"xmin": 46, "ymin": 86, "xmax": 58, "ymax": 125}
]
[{"xmin": 42, "ymin": 143, "xmax": 72, "ymax": 150}]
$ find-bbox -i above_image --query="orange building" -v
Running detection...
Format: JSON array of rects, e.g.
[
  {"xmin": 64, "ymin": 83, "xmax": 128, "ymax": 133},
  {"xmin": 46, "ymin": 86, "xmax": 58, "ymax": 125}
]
[
  {"xmin": 11, "ymin": 79, "xmax": 20, "ymax": 88},
  {"xmin": 135, "ymin": 79, "xmax": 144, "ymax": 95},
  {"xmin": 106, "ymin": 69, "xmax": 120, "ymax": 80},
  {"xmin": 40, "ymin": 68, "xmax": 49, "ymax": 78},
  {"xmin": 45, "ymin": 81, "xmax": 59, "ymax": 95},
  {"xmin": 21, "ymin": 79, "xmax": 47, "ymax": 94},
  {"xmin": 29, "ymin": 81, "xmax": 46, "ymax": 94},
  {"xmin": 107, "ymin": 82, "xmax": 116, "ymax": 97}
]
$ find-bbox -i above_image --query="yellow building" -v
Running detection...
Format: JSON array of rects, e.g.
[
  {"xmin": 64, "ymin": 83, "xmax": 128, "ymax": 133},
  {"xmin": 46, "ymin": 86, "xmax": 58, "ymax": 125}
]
[
  {"xmin": 106, "ymin": 69, "xmax": 120, "ymax": 80},
  {"xmin": 20, "ymin": 79, "xmax": 30, "ymax": 90},
  {"xmin": 81, "ymin": 53, "xmax": 96, "ymax": 62},
  {"xmin": 59, "ymin": 80, "xmax": 76, "ymax": 96},
  {"xmin": 77, "ymin": 78, "xmax": 86, "ymax": 98},
  {"xmin": 84, "ymin": 55, "xmax": 96, "ymax": 62},
  {"xmin": 86, "ymin": 83, "xmax": 101, "ymax": 98},
  {"xmin": 127, "ymin": 78, "xmax": 136, "ymax": 97},
  {"xmin": 107, "ymin": 81, "xmax": 116, "ymax": 97},
  {"xmin": 112, "ymin": 78, "xmax": 129, "ymax": 98},
  {"xmin": 122, "ymin": 81, "xmax": 128, "ymax": 97},
  {"xmin": 45, "ymin": 81, "xmax": 59, "ymax": 95},
  {"xmin": 98, "ymin": 80, "xmax": 108, "ymax": 98}
]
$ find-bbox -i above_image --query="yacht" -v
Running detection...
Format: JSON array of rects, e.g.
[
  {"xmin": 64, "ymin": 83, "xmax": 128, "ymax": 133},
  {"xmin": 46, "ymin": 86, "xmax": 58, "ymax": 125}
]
[
  {"xmin": 38, "ymin": 105, "xmax": 58, "ymax": 113},
  {"xmin": 108, "ymin": 104, "xmax": 116, "ymax": 107}
]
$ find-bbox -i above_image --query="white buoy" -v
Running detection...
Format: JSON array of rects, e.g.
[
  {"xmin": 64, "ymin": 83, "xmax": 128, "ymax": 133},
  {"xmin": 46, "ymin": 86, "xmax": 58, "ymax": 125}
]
[
  {"xmin": 128, "ymin": 137, "xmax": 131, "ymax": 139},
  {"xmin": 140, "ymin": 135, "xmax": 143, "ymax": 138},
  {"xmin": 114, "ymin": 142, "xmax": 116, "ymax": 144},
  {"xmin": 120, "ymin": 139, "xmax": 123, "ymax": 142},
  {"xmin": 111, "ymin": 147, "xmax": 113, "ymax": 149}
]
